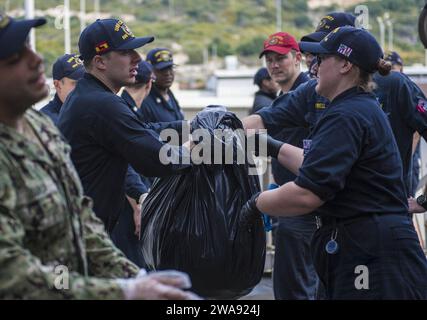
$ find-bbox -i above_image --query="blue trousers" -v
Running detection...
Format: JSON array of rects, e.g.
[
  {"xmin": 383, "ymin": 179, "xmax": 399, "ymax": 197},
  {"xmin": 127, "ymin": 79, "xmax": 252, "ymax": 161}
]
[
  {"xmin": 311, "ymin": 213, "xmax": 427, "ymax": 299},
  {"xmin": 273, "ymin": 215, "xmax": 322, "ymax": 299},
  {"xmin": 111, "ymin": 200, "xmax": 146, "ymax": 268}
]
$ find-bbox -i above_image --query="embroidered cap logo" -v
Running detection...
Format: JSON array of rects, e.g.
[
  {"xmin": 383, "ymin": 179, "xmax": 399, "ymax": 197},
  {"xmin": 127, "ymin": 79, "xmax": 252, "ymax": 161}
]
[
  {"xmin": 337, "ymin": 44, "xmax": 353, "ymax": 57},
  {"xmin": 67, "ymin": 54, "xmax": 83, "ymax": 69},
  {"xmin": 95, "ymin": 41, "xmax": 109, "ymax": 53},
  {"xmin": 114, "ymin": 19, "xmax": 134, "ymax": 40},
  {"xmin": 316, "ymin": 15, "xmax": 334, "ymax": 31},
  {"xmin": 324, "ymin": 27, "xmax": 341, "ymax": 42},
  {"xmin": 155, "ymin": 50, "xmax": 172, "ymax": 63}
]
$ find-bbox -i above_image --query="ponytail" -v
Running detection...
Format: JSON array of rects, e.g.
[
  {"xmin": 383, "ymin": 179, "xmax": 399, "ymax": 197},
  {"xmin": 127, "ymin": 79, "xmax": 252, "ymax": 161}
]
[{"xmin": 376, "ymin": 58, "xmax": 392, "ymax": 76}]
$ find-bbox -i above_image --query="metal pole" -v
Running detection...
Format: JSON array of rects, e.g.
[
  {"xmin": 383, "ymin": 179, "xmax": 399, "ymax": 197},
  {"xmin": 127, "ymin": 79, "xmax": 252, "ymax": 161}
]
[
  {"xmin": 276, "ymin": 0, "xmax": 282, "ymax": 31},
  {"xmin": 94, "ymin": 0, "xmax": 100, "ymax": 17},
  {"xmin": 25, "ymin": 0, "xmax": 36, "ymax": 51},
  {"xmin": 377, "ymin": 17, "xmax": 385, "ymax": 51},
  {"xmin": 203, "ymin": 48, "xmax": 208, "ymax": 68},
  {"xmin": 169, "ymin": 0, "xmax": 174, "ymax": 18},
  {"xmin": 212, "ymin": 43, "xmax": 217, "ymax": 60},
  {"xmin": 80, "ymin": 0, "xmax": 86, "ymax": 33},
  {"xmin": 64, "ymin": 0, "xmax": 71, "ymax": 54},
  {"xmin": 386, "ymin": 20, "xmax": 393, "ymax": 51}
]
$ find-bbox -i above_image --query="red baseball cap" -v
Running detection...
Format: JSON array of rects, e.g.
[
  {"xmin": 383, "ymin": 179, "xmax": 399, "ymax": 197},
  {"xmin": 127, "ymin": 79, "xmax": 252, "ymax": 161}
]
[{"xmin": 259, "ymin": 32, "xmax": 300, "ymax": 58}]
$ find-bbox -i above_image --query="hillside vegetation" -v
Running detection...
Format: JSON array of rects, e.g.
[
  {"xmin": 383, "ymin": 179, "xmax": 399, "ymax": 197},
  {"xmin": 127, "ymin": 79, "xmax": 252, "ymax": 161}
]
[{"xmin": 2, "ymin": 0, "xmax": 426, "ymax": 75}]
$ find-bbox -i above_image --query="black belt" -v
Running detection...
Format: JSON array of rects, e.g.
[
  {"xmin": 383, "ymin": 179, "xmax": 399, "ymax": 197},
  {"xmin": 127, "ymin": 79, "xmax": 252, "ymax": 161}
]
[{"xmin": 315, "ymin": 213, "xmax": 410, "ymax": 230}]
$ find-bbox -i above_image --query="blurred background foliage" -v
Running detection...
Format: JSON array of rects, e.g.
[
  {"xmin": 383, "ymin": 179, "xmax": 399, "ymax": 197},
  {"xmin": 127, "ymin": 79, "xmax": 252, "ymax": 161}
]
[{"xmin": 1, "ymin": 0, "xmax": 426, "ymax": 76}]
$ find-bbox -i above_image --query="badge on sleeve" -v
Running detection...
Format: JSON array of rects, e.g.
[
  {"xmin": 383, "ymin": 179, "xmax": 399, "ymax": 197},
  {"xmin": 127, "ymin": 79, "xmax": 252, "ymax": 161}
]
[
  {"xmin": 416, "ymin": 99, "xmax": 427, "ymax": 114},
  {"xmin": 303, "ymin": 139, "xmax": 312, "ymax": 156}
]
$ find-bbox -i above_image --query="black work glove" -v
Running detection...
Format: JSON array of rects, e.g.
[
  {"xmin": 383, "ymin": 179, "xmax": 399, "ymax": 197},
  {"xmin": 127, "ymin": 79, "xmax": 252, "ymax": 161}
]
[
  {"xmin": 240, "ymin": 192, "xmax": 262, "ymax": 231},
  {"xmin": 251, "ymin": 132, "xmax": 284, "ymax": 158}
]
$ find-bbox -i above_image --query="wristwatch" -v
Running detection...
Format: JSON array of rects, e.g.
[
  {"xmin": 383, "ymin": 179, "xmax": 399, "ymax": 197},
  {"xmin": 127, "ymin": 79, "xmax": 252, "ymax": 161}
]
[{"xmin": 416, "ymin": 194, "xmax": 427, "ymax": 210}]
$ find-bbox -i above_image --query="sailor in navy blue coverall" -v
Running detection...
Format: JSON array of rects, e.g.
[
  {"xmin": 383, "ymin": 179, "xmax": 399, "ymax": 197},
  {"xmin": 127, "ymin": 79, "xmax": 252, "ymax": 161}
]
[
  {"xmin": 251, "ymin": 13, "xmax": 356, "ymax": 300},
  {"xmin": 40, "ymin": 54, "xmax": 85, "ymax": 125},
  {"xmin": 247, "ymin": 62, "xmax": 427, "ymax": 199},
  {"xmin": 258, "ymin": 31, "xmax": 316, "ymax": 300},
  {"xmin": 139, "ymin": 48, "xmax": 184, "ymax": 123},
  {"xmin": 250, "ymin": 67, "xmax": 278, "ymax": 114},
  {"xmin": 242, "ymin": 26, "xmax": 427, "ymax": 299},
  {"xmin": 110, "ymin": 60, "xmax": 156, "ymax": 266},
  {"xmin": 58, "ymin": 19, "xmax": 190, "ymax": 232}
]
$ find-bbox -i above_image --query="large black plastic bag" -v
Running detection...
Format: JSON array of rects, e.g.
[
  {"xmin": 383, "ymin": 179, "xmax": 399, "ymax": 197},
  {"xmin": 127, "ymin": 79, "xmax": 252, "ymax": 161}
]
[{"xmin": 140, "ymin": 105, "xmax": 266, "ymax": 299}]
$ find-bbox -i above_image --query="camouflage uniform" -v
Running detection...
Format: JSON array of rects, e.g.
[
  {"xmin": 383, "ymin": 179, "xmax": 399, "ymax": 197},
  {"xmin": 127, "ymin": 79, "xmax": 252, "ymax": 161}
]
[{"xmin": 0, "ymin": 109, "xmax": 139, "ymax": 299}]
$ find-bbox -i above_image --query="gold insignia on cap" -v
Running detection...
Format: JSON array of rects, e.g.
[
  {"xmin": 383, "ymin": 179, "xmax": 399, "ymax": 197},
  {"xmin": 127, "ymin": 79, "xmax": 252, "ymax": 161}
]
[
  {"xmin": 316, "ymin": 20, "xmax": 327, "ymax": 30},
  {"xmin": 324, "ymin": 27, "xmax": 340, "ymax": 42},
  {"xmin": 316, "ymin": 15, "xmax": 334, "ymax": 31},
  {"xmin": 114, "ymin": 19, "xmax": 134, "ymax": 40},
  {"xmin": 154, "ymin": 50, "xmax": 172, "ymax": 62},
  {"xmin": 114, "ymin": 20, "xmax": 123, "ymax": 32},
  {"xmin": 67, "ymin": 54, "xmax": 83, "ymax": 69}
]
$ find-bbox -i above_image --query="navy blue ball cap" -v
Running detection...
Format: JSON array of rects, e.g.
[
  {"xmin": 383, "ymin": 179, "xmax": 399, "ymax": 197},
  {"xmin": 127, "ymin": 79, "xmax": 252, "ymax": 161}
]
[
  {"xmin": 52, "ymin": 53, "xmax": 85, "ymax": 80},
  {"xmin": 299, "ymin": 26, "xmax": 383, "ymax": 73},
  {"xmin": 384, "ymin": 51, "xmax": 403, "ymax": 66},
  {"xmin": 253, "ymin": 67, "xmax": 270, "ymax": 86},
  {"xmin": 300, "ymin": 12, "xmax": 356, "ymax": 43},
  {"xmin": 0, "ymin": 13, "xmax": 46, "ymax": 59},
  {"xmin": 135, "ymin": 60, "xmax": 154, "ymax": 84},
  {"xmin": 146, "ymin": 48, "xmax": 174, "ymax": 70},
  {"xmin": 78, "ymin": 18, "xmax": 154, "ymax": 60}
]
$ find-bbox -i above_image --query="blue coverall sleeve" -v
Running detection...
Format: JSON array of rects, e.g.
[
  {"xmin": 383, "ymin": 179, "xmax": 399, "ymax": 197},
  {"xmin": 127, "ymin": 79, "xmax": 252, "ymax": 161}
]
[
  {"xmin": 399, "ymin": 76, "xmax": 427, "ymax": 140},
  {"xmin": 91, "ymin": 98, "xmax": 190, "ymax": 177},
  {"xmin": 143, "ymin": 120, "xmax": 183, "ymax": 134},
  {"xmin": 256, "ymin": 81, "xmax": 314, "ymax": 137},
  {"xmin": 125, "ymin": 165, "xmax": 148, "ymax": 201},
  {"xmin": 294, "ymin": 111, "xmax": 365, "ymax": 201}
]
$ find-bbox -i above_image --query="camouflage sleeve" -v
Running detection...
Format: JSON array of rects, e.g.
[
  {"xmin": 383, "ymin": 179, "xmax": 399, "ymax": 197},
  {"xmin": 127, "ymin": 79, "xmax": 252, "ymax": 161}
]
[
  {"xmin": 0, "ymin": 172, "xmax": 125, "ymax": 299},
  {"xmin": 80, "ymin": 197, "xmax": 140, "ymax": 279}
]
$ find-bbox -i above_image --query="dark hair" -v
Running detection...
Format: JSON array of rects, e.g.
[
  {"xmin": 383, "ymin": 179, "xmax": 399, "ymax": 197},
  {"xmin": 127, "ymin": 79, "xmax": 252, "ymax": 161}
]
[
  {"xmin": 357, "ymin": 69, "xmax": 376, "ymax": 92},
  {"xmin": 135, "ymin": 73, "xmax": 153, "ymax": 86},
  {"xmin": 376, "ymin": 58, "xmax": 392, "ymax": 76},
  {"xmin": 331, "ymin": 55, "xmax": 375, "ymax": 92},
  {"xmin": 83, "ymin": 58, "xmax": 92, "ymax": 69},
  {"xmin": 128, "ymin": 81, "xmax": 149, "ymax": 89},
  {"xmin": 357, "ymin": 58, "xmax": 392, "ymax": 92}
]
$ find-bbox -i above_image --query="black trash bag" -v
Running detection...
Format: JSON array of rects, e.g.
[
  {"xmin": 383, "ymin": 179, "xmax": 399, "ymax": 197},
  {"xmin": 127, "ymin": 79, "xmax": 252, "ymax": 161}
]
[{"xmin": 140, "ymin": 105, "xmax": 266, "ymax": 299}]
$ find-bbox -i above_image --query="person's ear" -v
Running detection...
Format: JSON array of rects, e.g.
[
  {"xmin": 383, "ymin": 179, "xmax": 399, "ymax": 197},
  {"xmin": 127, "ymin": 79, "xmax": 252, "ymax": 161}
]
[
  {"xmin": 295, "ymin": 52, "xmax": 302, "ymax": 66},
  {"xmin": 93, "ymin": 55, "xmax": 107, "ymax": 71},
  {"xmin": 53, "ymin": 79, "xmax": 61, "ymax": 92},
  {"xmin": 340, "ymin": 59, "xmax": 353, "ymax": 74}
]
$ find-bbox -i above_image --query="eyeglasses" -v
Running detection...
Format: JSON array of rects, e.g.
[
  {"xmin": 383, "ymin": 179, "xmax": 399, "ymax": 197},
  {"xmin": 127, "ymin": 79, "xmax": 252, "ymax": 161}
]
[{"xmin": 317, "ymin": 54, "xmax": 335, "ymax": 66}]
